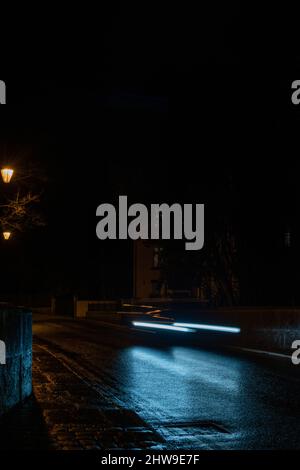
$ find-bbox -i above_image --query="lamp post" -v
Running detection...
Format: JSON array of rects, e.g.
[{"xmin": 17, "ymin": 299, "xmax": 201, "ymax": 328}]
[
  {"xmin": 2, "ymin": 232, "xmax": 11, "ymax": 240},
  {"xmin": 1, "ymin": 167, "xmax": 14, "ymax": 240},
  {"xmin": 1, "ymin": 168, "xmax": 14, "ymax": 184}
]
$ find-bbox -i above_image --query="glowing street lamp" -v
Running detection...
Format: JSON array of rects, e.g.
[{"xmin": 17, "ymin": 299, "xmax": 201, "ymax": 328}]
[
  {"xmin": 3, "ymin": 231, "xmax": 11, "ymax": 240},
  {"xmin": 1, "ymin": 168, "xmax": 14, "ymax": 183}
]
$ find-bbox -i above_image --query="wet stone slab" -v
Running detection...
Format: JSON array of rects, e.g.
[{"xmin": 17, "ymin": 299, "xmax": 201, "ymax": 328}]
[{"xmin": 2, "ymin": 343, "xmax": 167, "ymax": 450}]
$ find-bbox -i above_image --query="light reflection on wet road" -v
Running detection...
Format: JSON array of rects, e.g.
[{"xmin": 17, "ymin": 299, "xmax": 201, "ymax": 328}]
[{"xmin": 33, "ymin": 319, "xmax": 300, "ymax": 449}]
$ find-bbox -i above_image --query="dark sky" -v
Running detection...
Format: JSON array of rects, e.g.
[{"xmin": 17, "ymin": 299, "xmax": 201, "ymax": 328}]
[
  {"xmin": 0, "ymin": 71, "xmax": 299, "ymax": 306},
  {"xmin": 1, "ymin": 1, "xmax": 300, "ymax": 304},
  {"xmin": 3, "ymin": 3, "xmax": 299, "ymax": 77}
]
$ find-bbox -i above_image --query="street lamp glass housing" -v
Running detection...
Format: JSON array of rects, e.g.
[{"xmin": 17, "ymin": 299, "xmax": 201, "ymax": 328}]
[
  {"xmin": 3, "ymin": 232, "xmax": 11, "ymax": 240},
  {"xmin": 1, "ymin": 168, "xmax": 14, "ymax": 183}
]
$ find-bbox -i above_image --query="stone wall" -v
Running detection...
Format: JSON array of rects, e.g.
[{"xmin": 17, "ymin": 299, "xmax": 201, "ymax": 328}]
[
  {"xmin": 0, "ymin": 307, "xmax": 32, "ymax": 416},
  {"xmin": 216, "ymin": 307, "xmax": 300, "ymax": 352}
]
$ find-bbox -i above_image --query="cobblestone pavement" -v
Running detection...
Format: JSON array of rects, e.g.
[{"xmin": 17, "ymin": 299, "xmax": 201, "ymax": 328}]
[
  {"xmin": 3, "ymin": 317, "xmax": 300, "ymax": 450},
  {"xmin": 0, "ymin": 342, "xmax": 166, "ymax": 451}
]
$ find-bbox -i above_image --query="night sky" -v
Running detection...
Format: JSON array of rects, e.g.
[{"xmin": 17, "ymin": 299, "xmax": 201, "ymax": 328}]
[
  {"xmin": 1, "ymin": 2, "xmax": 300, "ymax": 306},
  {"xmin": 0, "ymin": 71, "xmax": 299, "ymax": 306}
]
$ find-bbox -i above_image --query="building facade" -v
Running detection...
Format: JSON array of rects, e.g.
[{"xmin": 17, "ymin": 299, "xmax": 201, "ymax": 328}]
[{"xmin": 133, "ymin": 240, "xmax": 165, "ymax": 299}]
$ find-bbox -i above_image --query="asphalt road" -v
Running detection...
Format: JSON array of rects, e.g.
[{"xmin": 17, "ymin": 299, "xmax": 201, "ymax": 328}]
[{"xmin": 33, "ymin": 317, "xmax": 300, "ymax": 450}]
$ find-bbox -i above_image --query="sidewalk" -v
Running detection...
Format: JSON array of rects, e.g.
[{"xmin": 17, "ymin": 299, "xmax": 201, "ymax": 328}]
[{"xmin": 0, "ymin": 341, "xmax": 165, "ymax": 451}]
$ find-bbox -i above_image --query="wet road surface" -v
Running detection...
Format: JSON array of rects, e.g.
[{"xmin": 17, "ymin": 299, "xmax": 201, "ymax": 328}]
[{"xmin": 33, "ymin": 317, "xmax": 300, "ymax": 449}]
